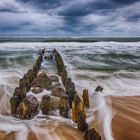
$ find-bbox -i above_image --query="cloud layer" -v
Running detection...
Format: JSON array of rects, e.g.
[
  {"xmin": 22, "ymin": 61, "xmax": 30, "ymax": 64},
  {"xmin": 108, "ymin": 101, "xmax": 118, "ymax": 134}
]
[{"xmin": 0, "ymin": 0, "xmax": 140, "ymax": 36}]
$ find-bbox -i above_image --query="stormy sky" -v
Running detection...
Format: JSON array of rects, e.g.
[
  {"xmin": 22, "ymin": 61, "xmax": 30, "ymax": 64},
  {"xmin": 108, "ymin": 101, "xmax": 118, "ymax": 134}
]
[{"xmin": 0, "ymin": 0, "xmax": 140, "ymax": 36}]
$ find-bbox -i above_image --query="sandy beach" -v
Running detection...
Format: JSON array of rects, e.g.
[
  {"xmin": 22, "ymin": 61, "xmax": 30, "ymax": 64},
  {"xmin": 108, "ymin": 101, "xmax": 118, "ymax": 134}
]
[{"xmin": 112, "ymin": 96, "xmax": 140, "ymax": 140}]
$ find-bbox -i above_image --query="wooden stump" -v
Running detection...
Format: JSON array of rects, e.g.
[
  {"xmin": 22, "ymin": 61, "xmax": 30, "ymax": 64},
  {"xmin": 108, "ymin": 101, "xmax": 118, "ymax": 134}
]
[
  {"xmin": 13, "ymin": 87, "xmax": 24, "ymax": 101},
  {"xmin": 77, "ymin": 112, "xmax": 88, "ymax": 132},
  {"xmin": 10, "ymin": 96, "xmax": 20, "ymax": 116},
  {"xmin": 65, "ymin": 78, "xmax": 76, "ymax": 108},
  {"xmin": 27, "ymin": 69, "xmax": 35, "ymax": 83},
  {"xmin": 61, "ymin": 68, "xmax": 68, "ymax": 86},
  {"xmin": 33, "ymin": 64, "xmax": 39, "ymax": 76},
  {"xmin": 23, "ymin": 74, "xmax": 30, "ymax": 91},
  {"xmin": 84, "ymin": 128, "xmax": 101, "ymax": 140},
  {"xmin": 42, "ymin": 48, "xmax": 45, "ymax": 54},
  {"xmin": 95, "ymin": 86, "xmax": 103, "ymax": 92},
  {"xmin": 72, "ymin": 95, "xmax": 84, "ymax": 123},
  {"xmin": 56, "ymin": 61, "xmax": 64, "ymax": 76},
  {"xmin": 55, "ymin": 51, "xmax": 65, "ymax": 76},
  {"xmin": 19, "ymin": 79, "xmax": 27, "ymax": 99},
  {"xmin": 18, "ymin": 95, "xmax": 39, "ymax": 119},
  {"xmin": 59, "ymin": 95, "xmax": 70, "ymax": 118},
  {"xmin": 40, "ymin": 95, "xmax": 51, "ymax": 115},
  {"xmin": 83, "ymin": 89, "xmax": 89, "ymax": 107}
]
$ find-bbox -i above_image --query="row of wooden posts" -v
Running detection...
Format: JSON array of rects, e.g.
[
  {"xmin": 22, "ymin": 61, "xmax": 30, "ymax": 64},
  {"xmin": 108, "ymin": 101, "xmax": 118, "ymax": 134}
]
[
  {"xmin": 9, "ymin": 48, "xmax": 101, "ymax": 139},
  {"xmin": 10, "ymin": 49, "xmax": 45, "ymax": 119},
  {"xmin": 54, "ymin": 49, "xmax": 101, "ymax": 140}
]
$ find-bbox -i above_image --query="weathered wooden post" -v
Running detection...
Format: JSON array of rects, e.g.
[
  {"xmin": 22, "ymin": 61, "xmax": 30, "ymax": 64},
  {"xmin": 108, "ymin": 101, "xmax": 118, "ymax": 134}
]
[
  {"xmin": 95, "ymin": 86, "xmax": 103, "ymax": 92},
  {"xmin": 10, "ymin": 96, "xmax": 20, "ymax": 116},
  {"xmin": 77, "ymin": 112, "xmax": 88, "ymax": 132},
  {"xmin": 40, "ymin": 95, "xmax": 51, "ymax": 115},
  {"xmin": 23, "ymin": 74, "xmax": 30, "ymax": 92},
  {"xmin": 42, "ymin": 48, "xmax": 45, "ymax": 54},
  {"xmin": 72, "ymin": 95, "xmax": 84, "ymax": 123},
  {"xmin": 55, "ymin": 51, "xmax": 65, "ymax": 76},
  {"xmin": 65, "ymin": 78, "xmax": 76, "ymax": 108},
  {"xmin": 83, "ymin": 89, "xmax": 89, "ymax": 107},
  {"xmin": 84, "ymin": 128, "xmax": 101, "ymax": 140},
  {"xmin": 27, "ymin": 69, "xmax": 35, "ymax": 83},
  {"xmin": 56, "ymin": 61, "xmax": 64, "ymax": 76},
  {"xmin": 61, "ymin": 68, "xmax": 68, "ymax": 86},
  {"xmin": 19, "ymin": 78, "xmax": 27, "ymax": 99},
  {"xmin": 18, "ymin": 95, "xmax": 39, "ymax": 119},
  {"xmin": 59, "ymin": 95, "xmax": 70, "ymax": 118},
  {"xmin": 33, "ymin": 64, "xmax": 39, "ymax": 76},
  {"xmin": 13, "ymin": 87, "xmax": 23, "ymax": 101}
]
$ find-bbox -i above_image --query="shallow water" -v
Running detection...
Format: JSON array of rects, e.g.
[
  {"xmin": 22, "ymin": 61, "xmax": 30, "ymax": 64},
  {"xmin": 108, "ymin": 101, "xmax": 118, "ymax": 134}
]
[{"xmin": 0, "ymin": 41, "xmax": 140, "ymax": 140}]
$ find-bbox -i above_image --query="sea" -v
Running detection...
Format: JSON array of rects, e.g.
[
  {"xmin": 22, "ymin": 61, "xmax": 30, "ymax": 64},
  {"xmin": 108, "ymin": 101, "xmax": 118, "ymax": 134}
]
[{"xmin": 0, "ymin": 37, "xmax": 140, "ymax": 140}]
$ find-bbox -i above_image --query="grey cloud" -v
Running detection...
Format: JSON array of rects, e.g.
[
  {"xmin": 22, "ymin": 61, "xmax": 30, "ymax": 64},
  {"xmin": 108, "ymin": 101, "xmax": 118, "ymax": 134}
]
[{"xmin": 0, "ymin": 0, "xmax": 140, "ymax": 36}]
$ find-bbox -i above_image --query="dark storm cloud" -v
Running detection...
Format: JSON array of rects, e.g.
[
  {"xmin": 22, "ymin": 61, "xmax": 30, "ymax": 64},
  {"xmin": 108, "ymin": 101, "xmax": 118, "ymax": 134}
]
[
  {"xmin": 58, "ymin": 1, "xmax": 116, "ymax": 17},
  {"xmin": 127, "ymin": 14, "xmax": 140, "ymax": 22},
  {"xmin": 111, "ymin": 0, "xmax": 139, "ymax": 4},
  {"xmin": 18, "ymin": 0, "xmax": 64, "ymax": 10},
  {"xmin": 0, "ymin": 0, "xmax": 140, "ymax": 36}
]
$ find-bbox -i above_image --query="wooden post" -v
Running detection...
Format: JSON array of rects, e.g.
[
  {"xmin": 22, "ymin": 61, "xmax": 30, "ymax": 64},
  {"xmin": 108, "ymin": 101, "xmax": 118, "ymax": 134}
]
[
  {"xmin": 77, "ymin": 112, "xmax": 88, "ymax": 132},
  {"xmin": 18, "ymin": 95, "xmax": 39, "ymax": 119},
  {"xmin": 65, "ymin": 78, "xmax": 76, "ymax": 108},
  {"xmin": 13, "ymin": 87, "xmax": 23, "ymax": 101},
  {"xmin": 10, "ymin": 96, "xmax": 20, "ymax": 116},
  {"xmin": 27, "ymin": 69, "xmax": 35, "ymax": 83},
  {"xmin": 72, "ymin": 95, "xmax": 84, "ymax": 123},
  {"xmin": 59, "ymin": 95, "xmax": 70, "ymax": 118},
  {"xmin": 40, "ymin": 95, "xmax": 51, "ymax": 115},
  {"xmin": 61, "ymin": 68, "xmax": 68, "ymax": 86},
  {"xmin": 83, "ymin": 89, "xmax": 89, "ymax": 107},
  {"xmin": 23, "ymin": 74, "xmax": 30, "ymax": 92},
  {"xmin": 33, "ymin": 64, "xmax": 39, "ymax": 76},
  {"xmin": 19, "ymin": 79, "xmax": 27, "ymax": 99},
  {"xmin": 84, "ymin": 128, "xmax": 101, "ymax": 140},
  {"xmin": 95, "ymin": 86, "xmax": 103, "ymax": 92}
]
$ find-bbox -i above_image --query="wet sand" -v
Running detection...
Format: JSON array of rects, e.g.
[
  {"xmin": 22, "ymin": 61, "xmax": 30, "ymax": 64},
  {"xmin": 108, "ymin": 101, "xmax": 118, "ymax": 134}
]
[
  {"xmin": 0, "ymin": 123, "xmax": 84, "ymax": 140},
  {"xmin": 112, "ymin": 96, "xmax": 140, "ymax": 140}
]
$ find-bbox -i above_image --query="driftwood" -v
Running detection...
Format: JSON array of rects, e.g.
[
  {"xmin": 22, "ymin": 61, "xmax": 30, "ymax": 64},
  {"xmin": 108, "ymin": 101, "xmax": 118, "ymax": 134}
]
[{"xmin": 18, "ymin": 95, "xmax": 39, "ymax": 119}]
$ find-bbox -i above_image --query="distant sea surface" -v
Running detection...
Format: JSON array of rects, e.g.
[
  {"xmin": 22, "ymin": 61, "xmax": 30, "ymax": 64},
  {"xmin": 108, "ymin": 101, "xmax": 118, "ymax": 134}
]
[
  {"xmin": 0, "ymin": 36, "xmax": 140, "ymax": 42},
  {"xmin": 0, "ymin": 37, "xmax": 140, "ymax": 140}
]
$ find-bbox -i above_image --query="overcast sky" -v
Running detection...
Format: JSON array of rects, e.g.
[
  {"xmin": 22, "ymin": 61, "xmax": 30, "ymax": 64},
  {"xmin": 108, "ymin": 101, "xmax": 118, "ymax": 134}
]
[{"xmin": 0, "ymin": 0, "xmax": 140, "ymax": 36}]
